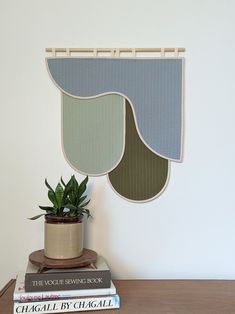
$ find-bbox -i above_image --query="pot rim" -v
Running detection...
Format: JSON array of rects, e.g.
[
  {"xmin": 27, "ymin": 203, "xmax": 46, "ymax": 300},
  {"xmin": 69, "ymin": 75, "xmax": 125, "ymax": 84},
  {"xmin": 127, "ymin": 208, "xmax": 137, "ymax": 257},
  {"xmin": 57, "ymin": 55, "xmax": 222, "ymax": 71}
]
[{"xmin": 45, "ymin": 215, "xmax": 83, "ymax": 224}]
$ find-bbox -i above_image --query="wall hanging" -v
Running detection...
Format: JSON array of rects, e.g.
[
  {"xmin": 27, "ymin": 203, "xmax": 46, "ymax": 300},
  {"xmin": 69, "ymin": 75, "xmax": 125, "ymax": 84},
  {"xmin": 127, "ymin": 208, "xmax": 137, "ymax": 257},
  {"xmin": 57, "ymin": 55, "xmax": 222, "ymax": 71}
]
[{"xmin": 46, "ymin": 47, "xmax": 185, "ymax": 202}]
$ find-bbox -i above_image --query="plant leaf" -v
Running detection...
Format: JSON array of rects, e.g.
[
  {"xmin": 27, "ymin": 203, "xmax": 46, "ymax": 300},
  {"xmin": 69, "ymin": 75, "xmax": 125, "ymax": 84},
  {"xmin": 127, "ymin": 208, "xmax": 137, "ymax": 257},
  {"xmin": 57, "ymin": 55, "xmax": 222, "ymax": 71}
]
[
  {"xmin": 63, "ymin": 183, "xmax": 71, "ymax": 200},
  {"xmin": 39, "ymin": 206, "xmax": 54, "ymax": 211},
  {"xmin": 55, "ymin": 183, "xmax": 64, "ymax": 208},
  {"xmin": 48, "ymin": 190, "xmax": 58, "ymax": 208},
  {"xmin": 81, "ymin": 208, "xmax": 92, "ymax": 218},
  {"xmin": 78, "ymin": 176, "xmax": 88, "ymax": 198},
  {"xmin": 45, "ymin": 178, "xmax": 54, "ymax": 193},
  {"xmin": 78, "ymin": 195, "xmax": 87, "ymax": 205},
  {"xmin": 65, "ymin": 204, "xmax": 78, "ymax": 211},
  {"xmin": 28, "ymin": 213, "xmax": 46, "ymax": 220},
  {"xmin": 81, "ymin": 176, "xmax": 88, "ymax": 186},
  {"xmin": 60, "ymin": 176, "xmax": 67, "ymax": 187},
  {"xmin": 80, "ymin": 199, "xmax": 90, "ymax": 208},
  {"xmin": 72, "ymin": 175, "xmax": 79, "ymax": 196}
]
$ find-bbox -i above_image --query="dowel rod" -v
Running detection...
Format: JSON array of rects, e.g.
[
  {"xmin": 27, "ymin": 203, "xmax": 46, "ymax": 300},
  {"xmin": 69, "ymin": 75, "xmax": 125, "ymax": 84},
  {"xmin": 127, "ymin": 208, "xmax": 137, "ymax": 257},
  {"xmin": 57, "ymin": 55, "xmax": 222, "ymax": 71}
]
[{"xmin": 45, "ymin": 47, "xmax": 186, "ymax": 53}]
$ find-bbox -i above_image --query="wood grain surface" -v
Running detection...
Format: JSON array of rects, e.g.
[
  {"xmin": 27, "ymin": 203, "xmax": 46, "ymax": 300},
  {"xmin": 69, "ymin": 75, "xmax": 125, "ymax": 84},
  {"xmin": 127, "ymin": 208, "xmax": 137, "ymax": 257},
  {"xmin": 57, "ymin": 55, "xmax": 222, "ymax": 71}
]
[
  {"xmin": 1, "ymin": 279, "xmax": 235, "ymax": 314},
  {"xmin": 29, "ymin": 248, "xmax": 97, "ymax": 270}
]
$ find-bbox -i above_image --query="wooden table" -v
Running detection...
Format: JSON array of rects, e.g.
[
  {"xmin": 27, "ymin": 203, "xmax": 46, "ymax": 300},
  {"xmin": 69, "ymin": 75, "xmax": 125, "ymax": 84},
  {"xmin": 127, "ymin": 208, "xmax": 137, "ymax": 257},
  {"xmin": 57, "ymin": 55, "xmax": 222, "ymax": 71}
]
[{"xmin": 1, "ymin": 279, "xmax": 235, "ymax": 314}]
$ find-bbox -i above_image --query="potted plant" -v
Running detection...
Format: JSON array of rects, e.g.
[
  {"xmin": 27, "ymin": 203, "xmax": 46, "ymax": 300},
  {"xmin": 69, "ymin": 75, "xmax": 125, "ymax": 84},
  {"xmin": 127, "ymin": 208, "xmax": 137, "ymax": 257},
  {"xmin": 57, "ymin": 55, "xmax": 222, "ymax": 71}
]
[{"xmin": 30, "ymin": 175, "xmax": 91, "ymax": 259}]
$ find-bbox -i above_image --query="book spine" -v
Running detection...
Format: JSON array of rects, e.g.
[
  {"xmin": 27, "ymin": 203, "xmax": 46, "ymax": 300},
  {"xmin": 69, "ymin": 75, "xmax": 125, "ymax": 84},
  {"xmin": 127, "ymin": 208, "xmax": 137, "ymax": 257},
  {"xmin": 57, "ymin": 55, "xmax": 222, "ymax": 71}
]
[
  {"xmin": 14, "ymin": 285, "xmax": 116, "ymax": 302},
  {"xmin": 14, "ymin": 294, "xmax": 120, "ymax": 314},
  {"xmin": 25, "ymin": 271, "xmax": 111, "ymax": 292}
]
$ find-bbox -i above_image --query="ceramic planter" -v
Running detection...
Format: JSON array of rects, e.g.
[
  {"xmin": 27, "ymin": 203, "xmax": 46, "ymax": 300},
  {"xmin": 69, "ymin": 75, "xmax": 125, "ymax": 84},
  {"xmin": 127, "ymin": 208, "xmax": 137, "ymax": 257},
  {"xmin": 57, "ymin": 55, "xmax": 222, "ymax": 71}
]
[{"xmin": 44, "ymin": 215, "xmax": 83, "ymax": 259}]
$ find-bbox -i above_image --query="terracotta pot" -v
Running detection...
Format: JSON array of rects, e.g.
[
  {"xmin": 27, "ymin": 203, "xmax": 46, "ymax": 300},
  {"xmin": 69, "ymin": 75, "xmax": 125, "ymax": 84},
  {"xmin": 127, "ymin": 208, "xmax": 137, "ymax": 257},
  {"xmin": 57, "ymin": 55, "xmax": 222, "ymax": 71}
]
[{"xmin": 44, "ymin": 215, "xmax": 83, "ymax": 259}]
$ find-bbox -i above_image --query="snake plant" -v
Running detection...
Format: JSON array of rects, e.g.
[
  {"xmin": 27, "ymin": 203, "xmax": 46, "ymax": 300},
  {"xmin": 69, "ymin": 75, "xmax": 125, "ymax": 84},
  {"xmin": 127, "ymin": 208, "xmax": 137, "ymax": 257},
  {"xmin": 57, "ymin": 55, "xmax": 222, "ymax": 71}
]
[{"xmin": 30, "ymin": 175, "xmax": 91, "ymax": 220}]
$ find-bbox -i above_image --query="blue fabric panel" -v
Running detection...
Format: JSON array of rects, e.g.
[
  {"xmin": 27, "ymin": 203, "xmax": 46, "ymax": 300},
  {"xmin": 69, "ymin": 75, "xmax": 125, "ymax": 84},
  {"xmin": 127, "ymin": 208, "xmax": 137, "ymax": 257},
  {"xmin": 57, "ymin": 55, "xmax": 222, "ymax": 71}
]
[{"xmin": 47, "ymin": 57, "xmax": 183, "ymax": 161}]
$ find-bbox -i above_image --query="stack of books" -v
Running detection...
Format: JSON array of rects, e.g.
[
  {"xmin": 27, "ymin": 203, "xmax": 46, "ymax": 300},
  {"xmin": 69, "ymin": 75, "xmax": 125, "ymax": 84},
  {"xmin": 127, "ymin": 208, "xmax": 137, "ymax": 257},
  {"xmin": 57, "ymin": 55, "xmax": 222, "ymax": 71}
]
[{"xmin": 13, "ymin": 256, "xmax": 120, "ymax": 314}]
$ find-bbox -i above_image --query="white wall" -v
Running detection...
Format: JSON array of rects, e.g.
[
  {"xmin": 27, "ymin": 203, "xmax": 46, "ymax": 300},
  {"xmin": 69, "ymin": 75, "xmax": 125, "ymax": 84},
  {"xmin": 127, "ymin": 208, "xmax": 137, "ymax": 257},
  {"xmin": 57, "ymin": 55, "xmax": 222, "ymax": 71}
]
[{"xmin": 1, "ymin": 0, "xmax": 235, "ymax": 289}]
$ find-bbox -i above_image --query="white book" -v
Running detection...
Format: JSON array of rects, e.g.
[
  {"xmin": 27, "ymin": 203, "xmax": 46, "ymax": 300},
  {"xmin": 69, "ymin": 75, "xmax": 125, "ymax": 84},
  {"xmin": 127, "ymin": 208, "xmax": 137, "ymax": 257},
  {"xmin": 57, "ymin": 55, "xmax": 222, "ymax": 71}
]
[
  {"xmin": 13, "ymin": 294, "xmax": 120, "ymax": 314},
  {"xmin": 14, "ymin": 272, "xmax": 116, "ymax": 302}
]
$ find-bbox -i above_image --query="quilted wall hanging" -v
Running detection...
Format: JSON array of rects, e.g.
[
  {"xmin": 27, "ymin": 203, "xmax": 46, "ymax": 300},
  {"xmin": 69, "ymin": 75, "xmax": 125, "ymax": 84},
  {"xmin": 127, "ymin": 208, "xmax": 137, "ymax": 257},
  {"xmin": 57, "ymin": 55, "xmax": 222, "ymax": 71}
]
[{"xmin": 46, "ymin": 48, "xmax": 185, "ymax": 202}]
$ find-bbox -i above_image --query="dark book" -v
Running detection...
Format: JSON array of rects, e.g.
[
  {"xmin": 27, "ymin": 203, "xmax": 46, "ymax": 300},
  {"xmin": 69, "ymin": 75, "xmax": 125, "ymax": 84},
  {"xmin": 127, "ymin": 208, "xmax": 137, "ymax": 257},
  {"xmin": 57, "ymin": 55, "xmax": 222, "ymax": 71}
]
[{"xmin": 25, "ymin": 256, "xmax": 111, "ymax": 292}]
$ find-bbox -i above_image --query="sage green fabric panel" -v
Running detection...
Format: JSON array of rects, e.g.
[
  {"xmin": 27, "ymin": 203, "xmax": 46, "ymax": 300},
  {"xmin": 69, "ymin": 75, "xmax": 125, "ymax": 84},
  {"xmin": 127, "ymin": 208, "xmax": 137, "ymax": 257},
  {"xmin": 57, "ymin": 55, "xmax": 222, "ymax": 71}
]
[
  {"xmin": 62, "ymin": 94, "xmax": 125, "ymax": 175},
  {"xmin": 108, "ymin": 100, "xmax": 169, "ymax": 201}
]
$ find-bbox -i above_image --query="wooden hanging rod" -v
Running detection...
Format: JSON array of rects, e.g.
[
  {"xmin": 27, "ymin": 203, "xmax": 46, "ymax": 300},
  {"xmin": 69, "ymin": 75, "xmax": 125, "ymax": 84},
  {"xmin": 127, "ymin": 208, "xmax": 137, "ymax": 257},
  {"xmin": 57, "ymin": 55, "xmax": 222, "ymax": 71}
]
[{"xmin": 45, "ymin": 47, "xmax": 186, "ymax": 53}]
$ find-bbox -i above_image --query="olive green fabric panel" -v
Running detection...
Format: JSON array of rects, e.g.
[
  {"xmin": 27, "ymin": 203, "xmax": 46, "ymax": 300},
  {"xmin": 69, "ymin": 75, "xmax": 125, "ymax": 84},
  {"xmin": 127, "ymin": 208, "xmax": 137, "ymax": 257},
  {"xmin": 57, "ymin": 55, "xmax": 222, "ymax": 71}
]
[
  {"xmin": 108, "ymin": 100, "xmax": 169, "ymax": 201},
  {"xmin": 62, "ymin": 94, "xmax": 125, "ymax": 175}
]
